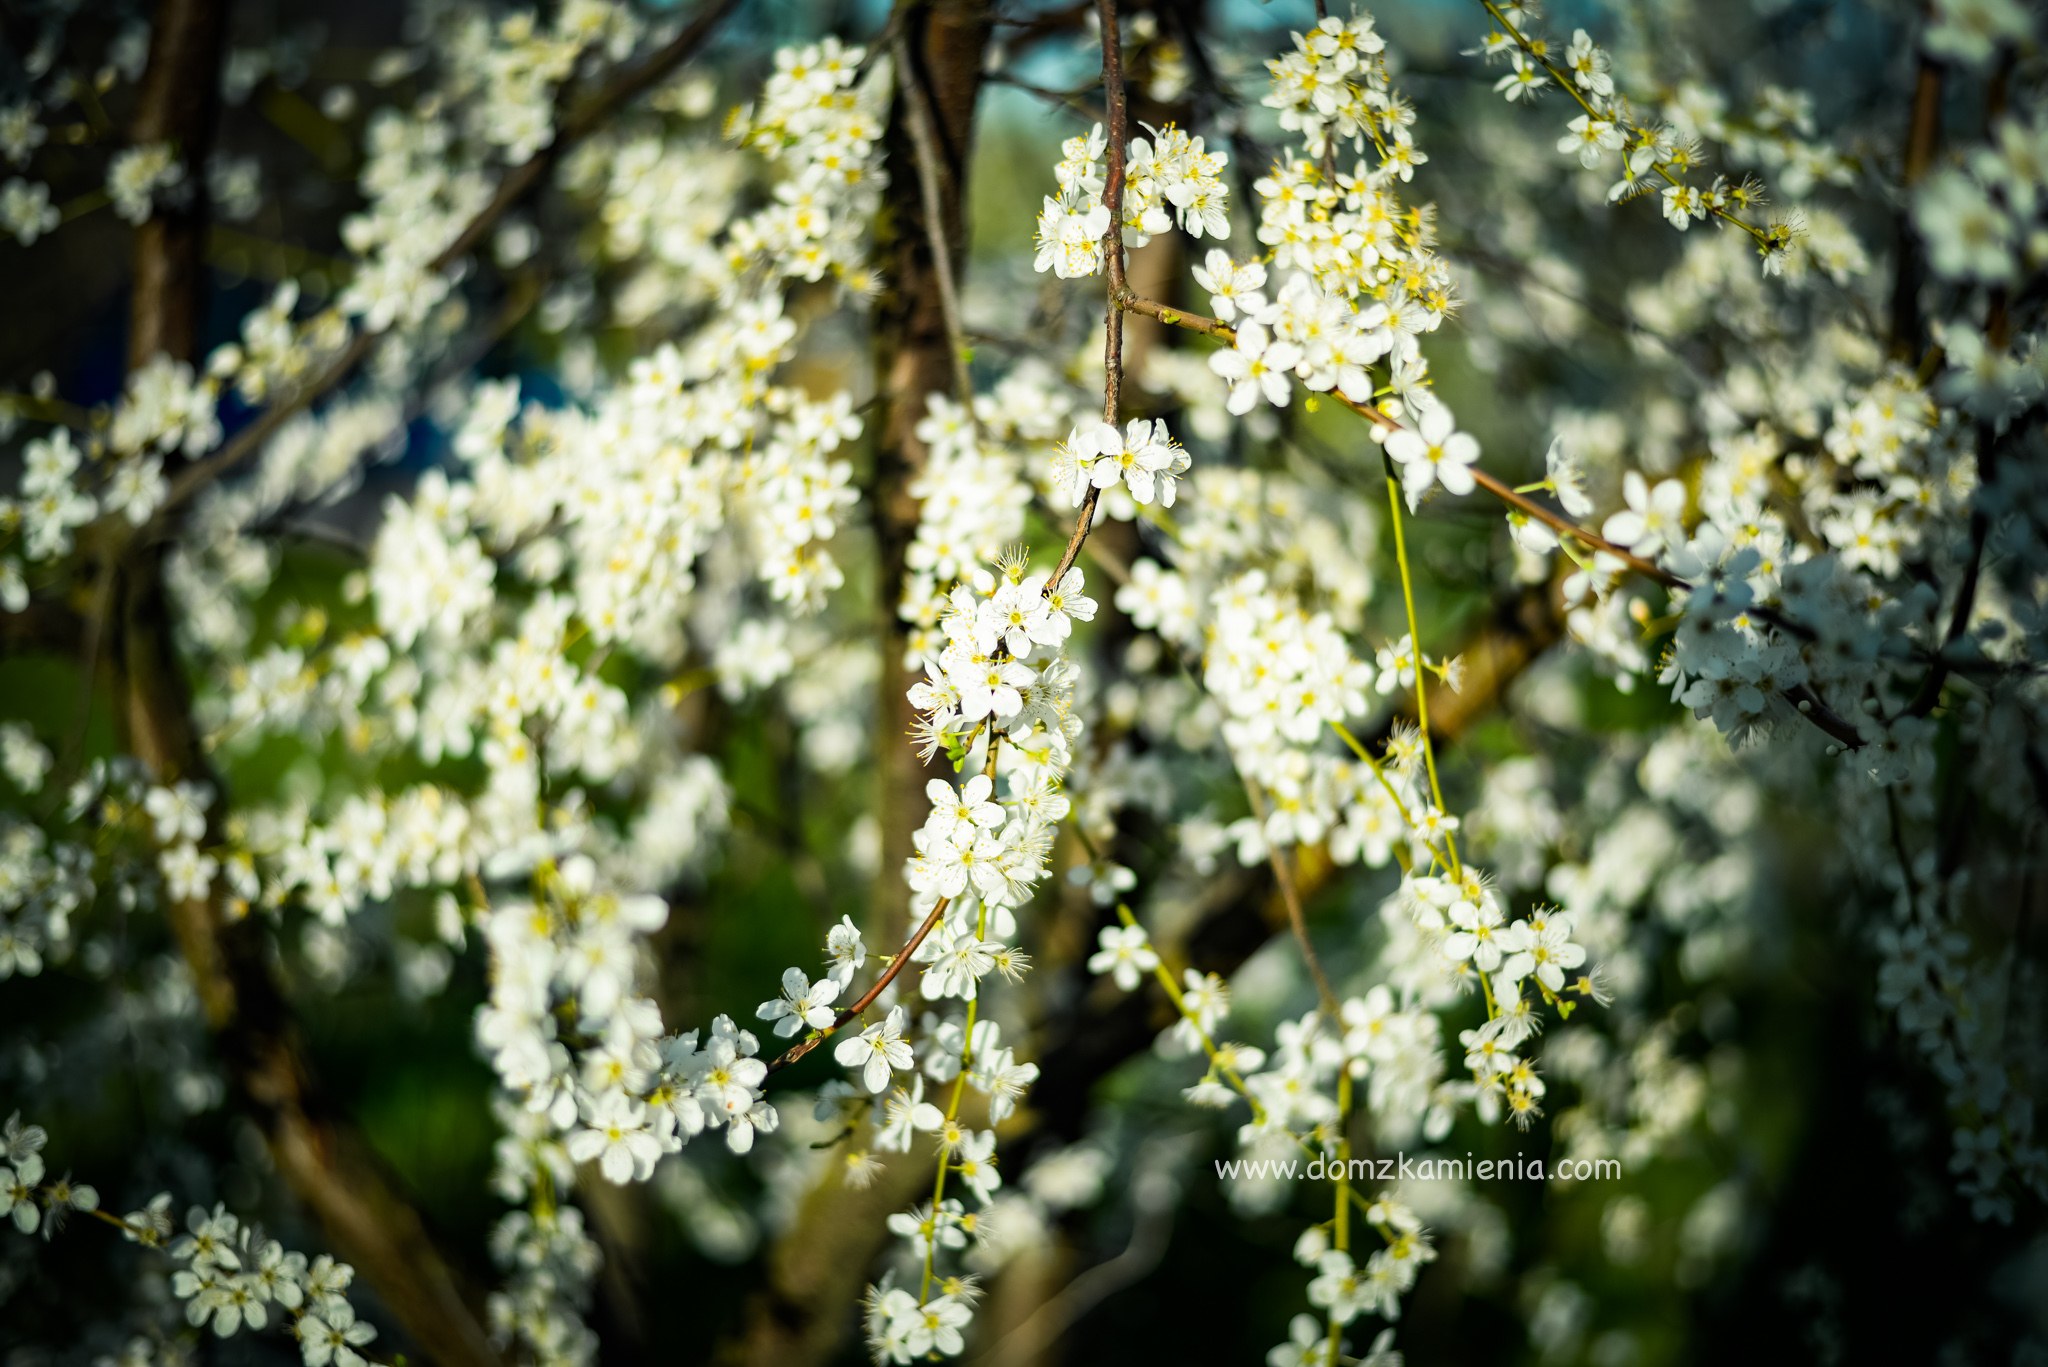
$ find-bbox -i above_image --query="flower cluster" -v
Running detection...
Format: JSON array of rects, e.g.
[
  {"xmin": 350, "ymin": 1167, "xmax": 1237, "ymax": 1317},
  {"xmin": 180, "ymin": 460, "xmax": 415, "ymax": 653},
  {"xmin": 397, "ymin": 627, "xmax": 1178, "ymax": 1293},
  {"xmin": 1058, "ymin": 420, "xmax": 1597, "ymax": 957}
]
[
  {"xmin": 337, "ymin": 7, "xmax": 639, "ymax": 331},
  {"xmin": 107, "ymin": 143, "xmax": 184, "ymax": 224},
  {"xmin": 166, "ymin": 1204, "xmax": 374, "ymax": 1359},
  {"xmin": 0, "ymin": 176, "xmax": 59, "ymax": 245},
  {"xmin": 729, "ymin": 38, "xmax": 892, "ymax": 289},
  {"xmin": 1, "ymin": 3, "xmax": 2043, "ymax": 1364},
  {"xmin": 0, "ymin": 1114, "xmax": 379, "ymax": 1367},
  {"xmin": 1033, "ymin": 120, "xmax": 1230, "ymax": 279},
  {"xmin": 1050, "ymin": 417, "xmax": 1190, "ymax": 508},
  {"xmin": 0, "ymin": 355, "xmax": 223, "ymax": 596},
  {"xmin": 1170, "ymin": 9, "xmax": 1465, "ymax": 460},
  {"xmin": 1477, "ymin": 8, "xmax": 1804, "ymax": 270},
  {"xmin": 1199, "ymin": 274, "xmax": 1397, "ymax": 415},
  {"xmin": 475, "ymin": 857, "xmax": 771, "ymax": 1158},
  {"xmin": 1205, "ymin": 571, "xmax": 1375, "ymax": 754},
  {"xmin": 1085, "ymin": 837, "xmax": 1605, "ymax": 1359},
  {"xmin": 1913, "ymin": 106, "xmax": 2048, "ymax": 287},
  {"xmin": 909, "ymin": 561, "xmax": 1089, "ymax": 758},
  {"xmin": 822, "ymin": 556, "xmax": 1088, "ymax": 1359},
  {"xmin": 895, "ymin": 378, "xmax": 1074, "ymax": 666},
  {"xmin": 1260, "ymin": 14, "xmax": 1396, "ymax": 160}
]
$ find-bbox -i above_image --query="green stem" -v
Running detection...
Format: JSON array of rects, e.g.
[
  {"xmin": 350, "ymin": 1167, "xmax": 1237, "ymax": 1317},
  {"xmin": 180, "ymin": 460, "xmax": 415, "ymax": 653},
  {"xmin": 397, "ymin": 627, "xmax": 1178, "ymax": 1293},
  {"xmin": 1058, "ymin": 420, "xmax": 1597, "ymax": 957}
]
[
  {"xmin": 1477, "ymin": 0, "xmax": 1769, "ymax": 244},
  {"xmin": 918, "ymin": 900, "xmax": 987, "ymax": 1304},
  {"xmin": 1328, "ymin": 720, "xmax": 1451, "ymax": 870},
  {"xmin": 1383, "ymin": 473, "xmax": 1460, "ymax": 876}
]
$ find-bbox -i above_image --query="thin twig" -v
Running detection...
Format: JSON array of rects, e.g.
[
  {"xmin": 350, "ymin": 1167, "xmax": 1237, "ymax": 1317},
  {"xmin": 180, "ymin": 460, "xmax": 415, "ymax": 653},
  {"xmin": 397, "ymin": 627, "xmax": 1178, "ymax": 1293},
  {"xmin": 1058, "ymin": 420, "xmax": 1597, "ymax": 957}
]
[
  {"xmin": 764, "ymin": 895, "xmax": 953, "ymax": 1074},
  {"xmin": 1382, "ymin": 467, "xmax": 1461, "ymax": 875},
  {"xmin": 1244, "ymin": 781, "xmax": 1339, "ymax": 1013},
  {"xmin": 1045, "ymin": 0, "xmax": 1132, "ymax": 595},
  {"xmin": 984, "ymin": 71, "xmax": 1107, "ymax": 124},
  {"xmin": 978, "ymin": 1157, "xmax": 1178, "ymax": 1367},
  {"xmin": 894, "ymin": 29, "xmax": 979, "ymax": 419},
  {"xmin": 1478, "ymin": 0, "xmax": 1770, "ymax": 246}
]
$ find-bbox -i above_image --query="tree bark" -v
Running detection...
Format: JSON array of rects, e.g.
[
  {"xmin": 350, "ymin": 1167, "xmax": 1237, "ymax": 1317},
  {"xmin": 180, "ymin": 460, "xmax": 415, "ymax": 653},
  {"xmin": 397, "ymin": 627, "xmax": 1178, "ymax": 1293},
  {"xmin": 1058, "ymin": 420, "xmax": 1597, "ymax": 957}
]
[
  {"xmin": 869, "ymin": 0, "xmax": 994, "ymax": 946},
  {"xmin": 128, "ymin": 0, "xmax": 227, "ymax": 368},
  {"xmin": 718, "ymin": 7, "xmax": 993, "ymax": 1363}
]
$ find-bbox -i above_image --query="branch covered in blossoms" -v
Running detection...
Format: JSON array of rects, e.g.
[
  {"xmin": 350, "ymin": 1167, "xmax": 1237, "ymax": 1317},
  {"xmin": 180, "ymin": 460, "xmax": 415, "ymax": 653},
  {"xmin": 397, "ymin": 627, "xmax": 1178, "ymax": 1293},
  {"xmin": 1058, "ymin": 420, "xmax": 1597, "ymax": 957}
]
[{"xmin": 1, "ymin": 1, "xmax": 2043, "ymax": 1365}]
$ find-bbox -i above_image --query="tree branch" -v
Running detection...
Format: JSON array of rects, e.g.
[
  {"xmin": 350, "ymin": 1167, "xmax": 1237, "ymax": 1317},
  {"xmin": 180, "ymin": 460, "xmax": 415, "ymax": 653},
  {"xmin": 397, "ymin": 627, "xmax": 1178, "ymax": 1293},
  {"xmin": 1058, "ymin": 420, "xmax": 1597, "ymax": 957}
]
[
  {"xmin": 723, "ymin": 9, "xmax": 993, "ymax": 1362},
  {"xmin": 868, "ymin": 0, "xmax": 994, "ymax": 948},
  {"xmin": 115, "ymin": 2, "xmax": 500, "ymax": 1362},
  {"xmin": 894, "ymin": 28, "xmax": 978, "ymax": 416},
  {"xmin": 127, "ymin": 0, "xmax": 227, "ymax": 367},
  {"xmin": 765, "ymin": 895, "xmax": 952, "ymax": 1075},
  {"xmin": 1888, "ymin": 45, "xmax": 1944, "ymax": 358},
  {"xmin": 1044, "ymin": 0, "xmax": 1133, "ymax": 595},
  {"xmin": 1244, "ymin": 779, "xmax": 1340, "ymax": 1012},
  {"xmin": 154, "ymin": 0, "xmax": 738, "ymax": 519}
]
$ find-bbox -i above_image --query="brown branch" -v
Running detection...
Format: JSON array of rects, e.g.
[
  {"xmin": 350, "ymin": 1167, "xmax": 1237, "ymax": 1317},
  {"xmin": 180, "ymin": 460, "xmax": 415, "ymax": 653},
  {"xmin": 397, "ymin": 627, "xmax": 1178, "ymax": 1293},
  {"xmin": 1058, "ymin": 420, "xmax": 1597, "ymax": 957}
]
[
  {"xmin": 1042, "ymin": 0, "xmax": 1133, "ymax": 595},
  {"xmin": 159, "ymin": 329, "xmax": 377, "ymax": 509},
  {"xmin": 1097, "ymin": 0, "xmax": 1131, "ymax": 426},
  {"xmin": 1114, "ymin": 292, "xmax": 1232, "ymax": 337},
  {"xmin": 153, "ymin": 0, "xmax": 738, "ymax": 520},
  {"xmin": 1888, "ymin": 46, "xmax": 1944, "ymax": 358},
  {"xmin": 127, "ymin": 0, "xmax": 227, "ymax": 367},
  {"xmin": 764, "ymin": 895, "xmax": 952, "ymax": 1074},
  {"xmin": 1467, "ymin": 464, "xmax": 1683, "ymax": 587}
]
